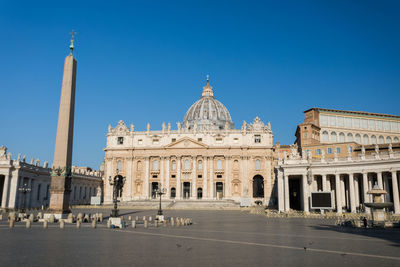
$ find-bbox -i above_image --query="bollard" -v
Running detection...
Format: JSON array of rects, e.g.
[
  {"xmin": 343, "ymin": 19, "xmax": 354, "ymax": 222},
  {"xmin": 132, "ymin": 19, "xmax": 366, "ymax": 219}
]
[
  {"xmin": 154, "ymin": 220, "xmax": 158, "ymax": 228},
  {"xmin": 9, "ymin": 219, "xmax": 15, "ymax": 229},
  {"xmin": 43, "ymin": 220, "xmax": 48, "ymax": 229},
  {"xmin": 128, "ymin": 216, "xmax": 132, "ymax": 221},
  {"xmin": 49, "ymin": 214, "xmax": 55, "ymax": 223},
  {"xmin": 76, "ymin": 221, "xmax": 81, "ymax": 229},
  {"xmin": 99, "ymin": 213, "xmax": 103, "ymax": 223},
  {"xmin": 144, "ymin": 220, "xmax": 148, "ymax": 229},
  {"xmin": 149, "ymin": 216, "xmax": 152, "ymax": 222},
  {"xmin": 163, "ymin": 220, "xmax": 167, "ymax": 227},
  {"xmin": 131, "ymin": 220, "xmax": 136, "ymax": 228},
  {"xmin": 171, "ymin": 217, "xmax": 175, "ymax": 227},
  {"xmin": 180, "ymin": 218, "xmax": 184, "ymax": 226},
  {"xmin": 135, "ymin": 216, "xmax": 139, "ymax": 221},
  {"xmin": 91, "ymin": 219, "xmax": 97, "ymax": 229},
  {"xmin": 77, "ymin": 213, "xmax": 83, "ymax": 222},
  {"xmin": 142, "ymin": 216, "xmax": 146, "ymax": 221},
  {"xmin": 176, "ymin": 219, "xmax": 180, "ymax": 227},
  {"xmin": 37, "ymin": 212, "xmax": 43, "ymax": 220},
  {"xmin": 84, "ymin": 214, "xmax": 90, "ymax": 223},
  {"xmin": 29, "ymin": 213, "xmax": 35, "ymax": 222},
  {"xmin": 67, "ymin": 213, "xmax": 74, "ymax": 223},
  {"xmin": 107, "ymin": 220, "xmax": 111, "ymax": 229},
  {"xmin": 60, "ymin": 220, "xmax": 65, "ymax": 229}
]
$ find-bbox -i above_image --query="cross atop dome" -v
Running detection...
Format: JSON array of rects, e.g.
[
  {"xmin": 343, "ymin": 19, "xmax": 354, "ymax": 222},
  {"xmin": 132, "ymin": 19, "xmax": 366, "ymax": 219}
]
[{"xmin": 202, "ymin": 75, "xmax": 214, "ymax": 97}]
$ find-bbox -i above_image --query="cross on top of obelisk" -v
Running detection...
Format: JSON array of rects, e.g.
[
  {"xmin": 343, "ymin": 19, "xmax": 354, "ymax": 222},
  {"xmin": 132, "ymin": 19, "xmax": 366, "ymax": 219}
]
[{"xmin": 69, "ymin": 30, "xmax": 76, "ymax": 55}]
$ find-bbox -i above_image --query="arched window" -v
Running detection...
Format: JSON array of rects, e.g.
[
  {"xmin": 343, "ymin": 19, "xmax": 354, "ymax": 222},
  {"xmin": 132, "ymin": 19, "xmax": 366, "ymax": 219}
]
[
  {"xmin": 363, "ymin": 134, "xmax": 369, "ymax": 145},
  {"xmin": 355, "ymin": 134, "xmax": 361, "ymax": 144},
  {"xmin": 331, "ymin": 132, "xmax": 337, "ymax": 142},
  {"xmin": 255, "ymin": 159, "xmax": 261, "ymax": 170},
  {"xmin": 386, "ymin": 136, "xmax": 392, "ymax": 144},
  {"xmin": 378, "ymin": 136, "xmax": 384, "ymax": 144},
  {"xmin": 233, "ymin": 160, "xmax": 239, "ymax": 170},
  {"xmin": 339, "ymin": 132, "xmax": 345, "ymax": 142},
  {"xmin": 322, "ymin": 131, "xmax": 329, "ymax": 142},
  {"xmin": 117, "ymin": 160, "xmax": 122, "ymax": 171},
  {"xmin": 217, "ymin": 160, "xmax": 222, "ymax": 170},
  {"xmin": 347, "ymin": 133, "xmax": 353, "ymax": 142},
  {"xmin": 153, "ymin": 160, "xmax": 159, "ymax": 170},
  {"xmin": 172, "ymin": 161, "xmax": 176, "ymax": 171},
  {"xmin": 184, "ymin": 159, "xmax": 190, "ymax": 170},
  {"xmin": 198, "ymin": 161, "xmax": 203, "ymax": 170},
  {"xmin": 394, "ymin": 137, "xmax": 399, "ymax": 143}
]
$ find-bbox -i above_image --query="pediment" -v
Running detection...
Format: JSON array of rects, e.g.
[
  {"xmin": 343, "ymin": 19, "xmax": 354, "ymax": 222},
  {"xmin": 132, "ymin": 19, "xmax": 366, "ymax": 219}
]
[{"xmin": 165, "ymin": 137, "xmax": 208, "ymax": 149}]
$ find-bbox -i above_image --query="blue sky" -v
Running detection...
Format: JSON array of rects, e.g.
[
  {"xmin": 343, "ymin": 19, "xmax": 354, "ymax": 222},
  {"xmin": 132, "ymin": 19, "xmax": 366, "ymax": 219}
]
[{"xmin": 0, "ymin": 0, "xmax": 399, "ymax": 168}]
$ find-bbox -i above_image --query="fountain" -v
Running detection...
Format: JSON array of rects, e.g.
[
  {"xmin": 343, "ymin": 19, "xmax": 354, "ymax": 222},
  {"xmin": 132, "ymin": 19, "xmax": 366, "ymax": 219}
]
[{"xmin": 364, "ymin": 183, "xmax": 393, "ymax": 227}]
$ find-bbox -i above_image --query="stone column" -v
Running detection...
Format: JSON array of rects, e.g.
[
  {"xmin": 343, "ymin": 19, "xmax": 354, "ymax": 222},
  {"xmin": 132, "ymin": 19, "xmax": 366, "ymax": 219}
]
[
  {"xmin": 277, "ymin": 171, "xmax": 284, "ymax": 212},
  {"xmin": 1, "ymin": 174, "xmax": 10, "ymax": 208},
  {"xmin": 335, "ymin": 173, "xmax": 342, "ymax": 214},
  {"xmin": 340, "ymin": 177, "xmax": 346, "ymax": 208},
  {"xmin": 326, "ymin": 176, "xmax": 331, "ymax": 191},
  {"xmin": 284, "ymin": 174, "xmax": 290, "ymax": 212},
  {"xmin": 391, "ymin": 171, "xmax": 400, "ymax": 214},
  {"xmin": 322, "ymin": 174, "xmax": 327, "ymax": 191},
  {"xmin": 192, "ymin": 157, "xmax": 196, "ymax": 199},
  {"xmin": 203, "ymin": 157, "xmax": 208, "ymax": 199},
  {"xmin": 26, "ymin": 179, "xmax": 32, "ymax": 209},
  {"xmin": 126, "ymin": 158, "xmax": 132, "ymax": 200},
  {"xmin": 225, "ymin": 157, "xmax": 230, "ymax": 198},
  {"xmin": 166, "ymin": 157, "xmax": 170, "ymax": 198},
  {"xmin": 362, "ymin": 172, "xmax": 369, "ymax": 212},
  {"xmin": 354, "ymin": 176, "xmax": 360, "ymax": 208},
  {"xmin": 377, "ymin": 172, "xmax": 383, "ymax": 189},
  {"xmin": 349, "ymin": 173, "xmax": 356, "ymax": 213},
  {"xmin": 302, "ymin": 173, "xmax": 309, "ymax": 213},
  {"xmin": 144, "ymin": 157, "xmax": 150, "ymax": 199},
  {"xmin": 264, "ymin": 156, "xmax": 272, "ymax": 205},
  {"xmin": 209, "ymin": 157, "xmax": 214, "ymax": 199},
  {"xmin": 384, "ymin": 174, "xmax": 390, "ymax": 202},
  {"xmin": 177, "ymin": 157, "xmax": 181, "ymax": 199}
]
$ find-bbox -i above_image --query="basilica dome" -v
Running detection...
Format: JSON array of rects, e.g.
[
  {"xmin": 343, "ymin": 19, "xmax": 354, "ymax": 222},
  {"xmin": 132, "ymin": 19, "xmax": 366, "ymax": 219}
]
[{"xmin": 183, "ymin": 77, "xmax": 234, "ymax": 130}]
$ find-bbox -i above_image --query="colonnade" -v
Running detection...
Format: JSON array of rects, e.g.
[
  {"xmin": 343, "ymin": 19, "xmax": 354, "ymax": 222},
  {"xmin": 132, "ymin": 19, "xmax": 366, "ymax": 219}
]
[{"xmin": 278, "ymin": 169, "xmax": 400, "ymax": 214}]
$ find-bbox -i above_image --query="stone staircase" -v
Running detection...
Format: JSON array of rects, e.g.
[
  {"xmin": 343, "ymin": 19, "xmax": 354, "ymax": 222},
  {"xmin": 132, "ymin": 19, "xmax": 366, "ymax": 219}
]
[{"xmin": 119, "ymin": 199, "xmax": 240, "ymax": 210}]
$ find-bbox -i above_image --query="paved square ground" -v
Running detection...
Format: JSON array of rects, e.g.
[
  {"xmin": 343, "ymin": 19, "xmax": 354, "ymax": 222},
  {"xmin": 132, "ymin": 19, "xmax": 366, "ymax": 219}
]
[{"xmin": 1, "ymin": 209, "xmax": 399, "ymax": 266}]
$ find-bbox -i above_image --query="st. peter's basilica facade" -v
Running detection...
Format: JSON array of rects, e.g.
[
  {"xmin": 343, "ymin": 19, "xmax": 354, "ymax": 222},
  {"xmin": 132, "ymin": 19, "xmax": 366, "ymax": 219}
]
[{"xmin": 103, "ymin": 77, "xmax": 275, "ymax": 206}]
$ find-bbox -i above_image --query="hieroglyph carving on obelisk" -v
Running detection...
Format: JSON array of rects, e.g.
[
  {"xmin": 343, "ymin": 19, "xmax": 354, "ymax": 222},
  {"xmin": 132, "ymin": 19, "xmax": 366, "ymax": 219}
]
[{"xmin": 49, "ymin": 31, "xmax": 77, "ymax": 215}]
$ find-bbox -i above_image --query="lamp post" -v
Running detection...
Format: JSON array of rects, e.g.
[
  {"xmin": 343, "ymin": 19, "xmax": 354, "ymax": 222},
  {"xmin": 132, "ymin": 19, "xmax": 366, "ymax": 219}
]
[
  {"xmin": 18, "ymin": 182, "xmax": 31, "ymax": 213},
  {"xmin": 155, "ymin": 188, "xmax": 167, "ymax": 220},
  {"xmin": 108, "ymin": 169, "xmax": 126, "ymax": 218}
]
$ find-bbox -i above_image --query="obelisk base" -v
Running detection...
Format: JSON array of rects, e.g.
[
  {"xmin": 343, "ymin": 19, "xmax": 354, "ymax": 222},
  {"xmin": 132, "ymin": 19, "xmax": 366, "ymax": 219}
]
[{"xmin": 47, "ymin": 175, "xmax": 71, "ymax": 219}]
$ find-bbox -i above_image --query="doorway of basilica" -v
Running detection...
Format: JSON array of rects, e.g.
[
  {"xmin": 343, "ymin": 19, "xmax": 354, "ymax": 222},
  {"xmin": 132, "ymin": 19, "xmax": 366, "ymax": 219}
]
[
  {"xmin": 252, "ymin": 175, "xmax": 264, "ymax": 198},
  {"xmin": 183, "ymin": 182, "xmax": 190, "ymax": 199},
  {"xmin": 151, "ymin": 182, "xmax": 158, "ymax": 199}
]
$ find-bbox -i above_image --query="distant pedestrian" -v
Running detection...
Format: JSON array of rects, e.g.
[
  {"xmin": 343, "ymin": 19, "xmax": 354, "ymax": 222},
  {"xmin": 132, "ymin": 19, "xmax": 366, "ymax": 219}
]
[{"xmin": 363, "ymin": 217, "xmax": 367, "ymax": 228}]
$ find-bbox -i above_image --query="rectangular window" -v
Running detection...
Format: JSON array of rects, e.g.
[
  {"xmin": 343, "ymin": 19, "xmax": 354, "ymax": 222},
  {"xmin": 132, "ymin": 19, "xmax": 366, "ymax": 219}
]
[
  {"xmin": 37, "ymin": 184, "xmax": 41, "ymax": 201},
  {"xmin": 383, "ymin": 121, "xmax": 390, "ymax": 131},
  {"xmin": 348, "ymin": 146, "xmax": 353, "ymax": 152},
  {"xmin": 117, "ymin": 137, "xmax": 124, "ymax": 145},
  {"xmin": 233, "ymin": 138, "xmax": 239, "ymax": 143},
  {"xmin": 216, "ymin": 137, "xmax": 223, "ymax": 144},
  {"xmin": 336, "ymin": 147, "xmax": 341, "ymax": 154},
  {"xmin": 320, "ymin": 115, "xmax": 328, "ymax": 126},
  {"xmin": 152, "ymin": 175, "xmax": 158, "ymax": 178},
  {"xmin": 337, "ymin": 117, "xmax": 344, "ymax": 127},
  {"xmin": 306, "ymin": 149, "xmax": 311, "ymax": 155},
  {"xmin": 254, "ymin": 135, "xmax": 261, "ymax": 143},
  {"xmin": 353, "ymin": 118, "xmax": 360, "ymax": 128},
  {"xmin": 315, "ymin": 149, "xmax": 321, "ymax": 155},
  {"xmin": 329, "ymin": 116, "xmax": 336, "ymax": 126},
  {"xmin": 197, "ymin": 138, "xmax": 202, "ymax": 142},
  {"xmin": 171, "ymin": 175, "xmax": 176, "ymax": 179},
  {"xmin": 197, "ymin": 175, "xmax": 202, "ymax": 179},
  {"xmin": 138, "ymin": 139, "xmax": 143, "ymax": 145},
  {"xmin": 361, "ymin": 119, "xmax": 368, "ymax": 129},
  {"xmin": 172, "ymin": 138, "xmax": 176, "ymax": 142},
  {"xmin": 391, "ymin": 121, "xmax": 397, "ymax": 132},
  {"xmin": 217, "ymin": 175, "xmax": 222, "ymax": 179},
  {"xmin": 153, "ymin": 139, "xmax": 159, "ymax": 144},
  {"xmin": 376, "ymin": 120, "xmax": 383, "ymax": 130},
  {"xmin": 327, "ymin": 148, "xmax": 332, "ymax": 154},
  {"xmin": 345, "ymin": 117, "xmax": 352, "ymax": 128},
  {"xmin": 369, "ymin": 120, "xmax": 376, "ymax": 130}
]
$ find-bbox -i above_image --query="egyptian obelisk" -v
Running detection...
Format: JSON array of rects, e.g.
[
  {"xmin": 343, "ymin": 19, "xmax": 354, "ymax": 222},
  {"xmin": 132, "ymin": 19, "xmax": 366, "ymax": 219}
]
[{"xmin": 48, "ymin": 32, "xmax": 77, "ymax": 218}]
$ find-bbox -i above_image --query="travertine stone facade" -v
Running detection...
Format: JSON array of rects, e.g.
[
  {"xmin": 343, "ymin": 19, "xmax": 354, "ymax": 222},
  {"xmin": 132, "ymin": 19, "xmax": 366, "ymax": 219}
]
[
  {"xmin": 104, "ymin": 79, "xmax": 275, "ymax": 206},
  {"xmin": 0, "ymin": 146, "xmax": 102, "ymax": 210}
]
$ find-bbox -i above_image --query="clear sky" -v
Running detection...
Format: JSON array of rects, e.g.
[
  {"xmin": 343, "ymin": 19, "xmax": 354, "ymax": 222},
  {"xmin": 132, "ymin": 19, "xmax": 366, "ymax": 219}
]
[{"xmin": 0, "ymin": 0, "xmax": 399, "ymax": 168}]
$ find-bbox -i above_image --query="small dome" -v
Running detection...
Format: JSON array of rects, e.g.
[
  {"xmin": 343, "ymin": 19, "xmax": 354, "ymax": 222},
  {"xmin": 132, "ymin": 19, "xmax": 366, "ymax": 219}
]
[{"xmin": 183, "ymin": 77, "xmax": 234, "ymax": 130}]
